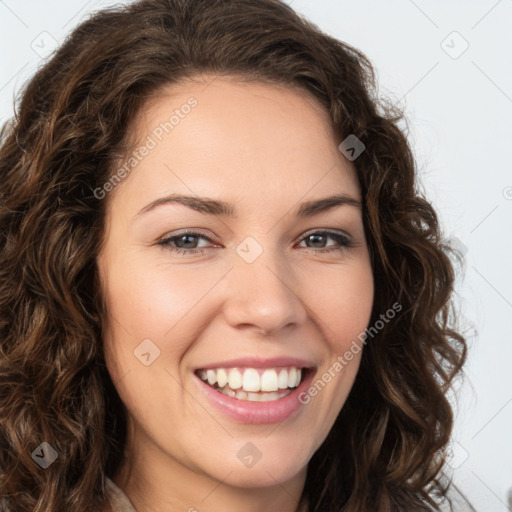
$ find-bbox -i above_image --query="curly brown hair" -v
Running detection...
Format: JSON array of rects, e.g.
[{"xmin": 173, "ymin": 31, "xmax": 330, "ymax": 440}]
[{"xmin": 0, "ymin": 0, "xmax": 471, "ymax": 510}]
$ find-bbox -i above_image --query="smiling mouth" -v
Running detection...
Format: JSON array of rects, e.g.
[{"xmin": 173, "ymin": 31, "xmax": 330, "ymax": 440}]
[{"xmin": 195, "ymin": 366, "xmax": 310, "ymax": 402}]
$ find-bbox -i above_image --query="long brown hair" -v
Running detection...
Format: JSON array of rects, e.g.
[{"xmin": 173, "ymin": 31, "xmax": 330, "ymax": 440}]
[{"xmin": 0, "ymin": 0, "xmax": 471, "ymax": 510}]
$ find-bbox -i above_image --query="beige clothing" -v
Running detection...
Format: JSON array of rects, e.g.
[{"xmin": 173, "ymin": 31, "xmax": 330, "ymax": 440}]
[
  {"xmin": 105, "ymin": 477, "xmax": 137, "ymax": 512},
  {"xmin": 105, "ymin": 476, "xmax": 309, "ymax": 511}
]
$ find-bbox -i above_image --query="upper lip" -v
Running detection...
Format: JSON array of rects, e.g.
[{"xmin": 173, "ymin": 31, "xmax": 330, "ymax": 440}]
[{"xmin": 195, "ymin": 356, "xmax": 316, "ymax": 371}]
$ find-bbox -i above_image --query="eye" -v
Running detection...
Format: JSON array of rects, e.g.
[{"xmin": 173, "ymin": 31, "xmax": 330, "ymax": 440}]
[
  {"xmin": 157, "ymin": 229, "xmax": 354, "ymax": 256},
  {"xmin": 158, "ymin": 231, "xmax": 213, "ymax": 255},
  {"xmin": 297, "ymin": 230, "xmax": 354, "ymax": 253}
]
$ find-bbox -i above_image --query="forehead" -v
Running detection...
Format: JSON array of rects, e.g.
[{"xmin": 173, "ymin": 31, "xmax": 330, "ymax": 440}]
[
  {"xmin": 108, "ymin": 76, "xmax": 361, "ymax": 212},
  {"xmin": 143, "ymin": 74, "xmax": 332, "ymax": 126},
  {"xmin": 134, "ymin": 76, "xmax": 336, "ymax": 144}
]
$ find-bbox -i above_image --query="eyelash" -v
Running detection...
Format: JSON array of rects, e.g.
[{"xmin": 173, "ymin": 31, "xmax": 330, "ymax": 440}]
[{"xmin": 157, "ymin": 230, "xmax": 354, "ymax": 256}]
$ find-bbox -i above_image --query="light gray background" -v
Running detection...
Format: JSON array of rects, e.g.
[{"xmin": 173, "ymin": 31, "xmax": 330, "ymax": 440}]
[{"xmin": 1, "ymin": 1, "xmax": 511, "ymax": 510}]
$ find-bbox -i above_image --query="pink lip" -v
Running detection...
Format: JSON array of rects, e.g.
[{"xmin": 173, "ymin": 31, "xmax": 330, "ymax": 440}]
[
  {"xmin": 195, "ymin": 356, "xmax": 315, "ymax": 371},
  {"xmin": 193, "ymin": 368, "xmax": 316, "ymax": 424}
]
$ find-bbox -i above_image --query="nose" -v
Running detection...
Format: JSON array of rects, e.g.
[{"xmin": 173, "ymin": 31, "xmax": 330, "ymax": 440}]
[{"xmin": 221, "ymin": 245, "xmax": 308, "ymax": 337}]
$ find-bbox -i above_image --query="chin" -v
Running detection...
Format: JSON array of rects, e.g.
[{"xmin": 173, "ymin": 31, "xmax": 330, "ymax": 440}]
[
  {"xmin": 199, "ymin": 443, "xmax": 311, "ymax": 488},
  {"xmin": 220, "ymin": 463, "xmax": 306, "ymax": 489}
]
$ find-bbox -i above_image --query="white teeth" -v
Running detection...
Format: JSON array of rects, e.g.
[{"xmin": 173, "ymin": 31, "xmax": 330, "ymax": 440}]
[
  {"xmin": 207, "ymin": 369, "xmax": 217, "ymax": 386},
  {"xmin": 246, "ymin": 391, "xmax": 261, "ymax": 402},
  {"xmin": 224, "ymin": 387, "xmax": 236, "ymax": 398},
  {"xmin": 223, "ymin": 387, "xmax": 293, "ymax": 401},
  {"xmin": 216, "ymin": 368, "xmax": 228, "ymax": 388},
  {"xmin": 261, "ymin": 369, "xmax": 279, "ymax": 392},
  {"xmin": 235, "ymin": 389, "xmax": 248, "ymax": 400},
  {"xmin": 287, "ymin": 367, "xmax": 297, "ymax": 388},
  {"xmin": 242, "ymin": 368, "xmax": 260, "ymax": 392},
  {"xmin": 278, "ymin": 369, "xmax": 289, "ymax": 389},
  {"xmin": 246, "ymin": 391, "xmax": 288, "ymax": 402},
  {"xmin": 198, "ymin": 366, "xmax": 305, "ymax": 396},
  {"xmin": 228, "ymin": 368, "xmax": 243, "ymax": 390}
]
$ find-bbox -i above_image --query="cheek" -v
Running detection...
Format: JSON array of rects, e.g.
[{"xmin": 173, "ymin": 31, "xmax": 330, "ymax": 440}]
[
  {"xmin": 100, "ymin": 256, "xmax": 233, "ymax": 388},
  {"xmin": 302, "ymin": 259, "xmax": 373, "ymax": 420},
  {"xmin": 99, "ymin": 259, "xmax": 200, "ymax": 429},
  {"xmin": 103, "ymin": 256, "xmax": 222, "ymax": 338},
  {"xmin": 102, "ymin": 249, "xmax": 374, "ymax": 372},
  {"xmin": 312, "ymin": 260, "xmax": 374, "ymax": 350}
]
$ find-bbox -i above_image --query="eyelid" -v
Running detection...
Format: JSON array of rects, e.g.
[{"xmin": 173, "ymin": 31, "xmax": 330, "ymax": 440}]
[
  {"xmin": 156, "ymin": 230, "xmax": 218, "ymax": 250},
  {"xmin": 158, "ymin": 228, "xmax": 216, "ymax": 242}
]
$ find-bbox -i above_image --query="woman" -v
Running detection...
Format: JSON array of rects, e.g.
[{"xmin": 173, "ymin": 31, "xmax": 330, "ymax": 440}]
[{"xmin": 0, "ymin": 0, "xmax": 473, "ymax": 510}]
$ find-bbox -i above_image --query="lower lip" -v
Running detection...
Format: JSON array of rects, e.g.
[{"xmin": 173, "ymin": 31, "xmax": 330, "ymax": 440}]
[{"xmin": 194, "ymin": 369, "xmax": 315, "ymax": 425}]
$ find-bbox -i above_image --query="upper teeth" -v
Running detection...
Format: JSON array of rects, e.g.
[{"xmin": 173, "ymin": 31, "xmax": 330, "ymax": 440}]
[{"xmin": 198, "ymin": 367, "xmax": 302, "ymax": 392}]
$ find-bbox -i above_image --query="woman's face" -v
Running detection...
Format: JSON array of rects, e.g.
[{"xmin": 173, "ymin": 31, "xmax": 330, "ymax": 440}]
[{"xmin": 97, "ymin": 76, "xmax": 374, "ymax": 494}]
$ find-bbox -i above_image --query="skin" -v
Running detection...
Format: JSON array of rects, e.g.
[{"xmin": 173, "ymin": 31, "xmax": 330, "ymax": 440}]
[{"xmin": 97, "ymin": 75, "xmax": 374, "ymax": 512}]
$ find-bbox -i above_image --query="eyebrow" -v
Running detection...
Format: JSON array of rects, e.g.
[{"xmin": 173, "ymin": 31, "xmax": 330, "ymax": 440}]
[{"xmin": 135, "ymin": 193, "xmax": 362, "ymax": 219}]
